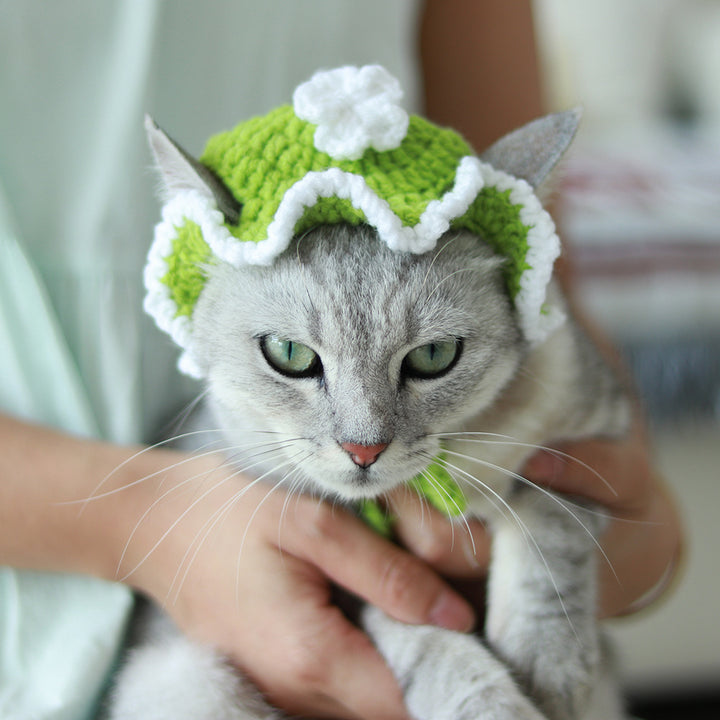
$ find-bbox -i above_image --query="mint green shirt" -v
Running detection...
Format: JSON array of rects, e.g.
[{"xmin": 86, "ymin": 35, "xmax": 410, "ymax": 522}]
[{"xmin": 0, "ymin": 1, "xmax": 419, "ymax": 717}]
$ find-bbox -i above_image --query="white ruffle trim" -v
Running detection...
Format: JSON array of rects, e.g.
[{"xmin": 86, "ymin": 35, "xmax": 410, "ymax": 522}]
[
  {"xmin": 479, "ymin": 165, "xmax": 565, "ymax": 343},
  {"xmin": 144, "ymin": 159, "xmax": 563, "ymax": 377},
  {"xmin": 293, "ymin": 65, "xmax": 409, "ymax": 161},
  {"xmin": 142, "ymin": 190, "xmax": 224, "ymax": 378}
]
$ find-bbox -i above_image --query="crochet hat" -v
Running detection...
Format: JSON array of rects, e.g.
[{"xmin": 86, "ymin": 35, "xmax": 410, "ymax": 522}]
[{"xmin": 144, "ymin": 65, "xmax": 567, "ymax": 378}]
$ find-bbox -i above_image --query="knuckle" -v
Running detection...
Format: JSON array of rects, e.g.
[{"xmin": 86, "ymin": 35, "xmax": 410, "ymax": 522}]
[
  {"xmin": 378, "ymin": 551, "xmax": 428, "ymax": 612},
  {"xmin": 298, "ymin": 498, "xmax": 343, "ymax": 542},
  {"xmin": 283, "ymin": 633, "xmax": 332, "ymax": 689},
  {"xmin": 414, "ymin": 528, "xmax": 454, "ymax": 566},
  {"xmin": 281, "ymin": 609, "xmax": 358, "ymax": 691}
]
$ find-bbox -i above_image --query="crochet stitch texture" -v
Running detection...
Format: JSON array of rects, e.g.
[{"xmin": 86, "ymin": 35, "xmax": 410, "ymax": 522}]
[{"xmin": 200, "ymin": 109, "xmax": 473, "ymax": 242}]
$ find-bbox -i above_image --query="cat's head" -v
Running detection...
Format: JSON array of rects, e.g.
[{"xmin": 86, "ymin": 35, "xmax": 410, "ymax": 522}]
[
  {"xmin": 143, "ymin": 65, "xmax": 580, "ymax": 500},
  {"xmin": 189, "ymin": 223, "xmax": 522, "ymax": 499}
]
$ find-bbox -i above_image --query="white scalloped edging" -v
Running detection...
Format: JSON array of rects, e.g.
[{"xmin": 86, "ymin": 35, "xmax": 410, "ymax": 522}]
[{"xmin": 144, "ymin": 159, "xmax": 563, "ymax": 377}]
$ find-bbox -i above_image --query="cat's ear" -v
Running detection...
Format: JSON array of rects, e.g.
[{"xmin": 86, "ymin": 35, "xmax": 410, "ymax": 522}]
[
  {"xmin": 480, "ymin": 109, "xmax": 581, "ymax": 190},
  {"xmin": 144, "ymin": 115, "xmax": 241, "ymax": 225}
]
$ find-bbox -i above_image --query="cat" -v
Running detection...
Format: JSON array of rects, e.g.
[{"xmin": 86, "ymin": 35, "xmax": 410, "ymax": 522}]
[{"xmin": 108, "ymin": 97, "xmax": 630, "ymax": 720}]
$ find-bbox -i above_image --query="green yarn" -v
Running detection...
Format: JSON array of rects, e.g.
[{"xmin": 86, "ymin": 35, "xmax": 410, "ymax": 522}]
[
  {"xmin": 454, "ymin": 187, "xmax": 532, "ymax": 300},
  {"xmin": 200, "ymin": 110, "xmax": 474, "ymax": 241},
  {"xmin": 295, "ymin": 197, "xmax": 367, "ymax": 236},
  {"xmin": 408, "ymin": 454, "xmax": 467, "ymax": 517},
  {"xmin": 358, "ymin": 498, "xmax": 396, "ymax": 538},
  {"xmin": 197, "ymin": 108, "xmax": 534, "ymax": 300},
  {"xmin": 160, "ymin": 220, "xmax": 213, "ymax": 318},
  {"xmin": 357, "ymin": 454, "xmax": 466, "ymax": 537},
  {"xmin": 160, "ymin": 105, "xmax": 539, "ymax": 323}
]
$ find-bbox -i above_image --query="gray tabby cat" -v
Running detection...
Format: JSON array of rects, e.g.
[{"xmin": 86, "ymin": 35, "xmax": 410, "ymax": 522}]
[{"xmin": 109, "ymin": 107, "xmax": 629, "ymax": 720}]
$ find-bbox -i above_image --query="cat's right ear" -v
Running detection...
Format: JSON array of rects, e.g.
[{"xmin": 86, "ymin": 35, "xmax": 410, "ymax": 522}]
[
  {"xmin": 480, "ymin": 109, "xmax": 581, "ymax": 191},
  {"xmin": 144, "ymin": 115, "xmax": 241, "ymax": 225}
]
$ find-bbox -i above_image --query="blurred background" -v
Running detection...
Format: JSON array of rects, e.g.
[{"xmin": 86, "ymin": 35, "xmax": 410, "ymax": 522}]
[{"xmin": 533, "ymin": 0, "xmax": 720, "ymax": 716}]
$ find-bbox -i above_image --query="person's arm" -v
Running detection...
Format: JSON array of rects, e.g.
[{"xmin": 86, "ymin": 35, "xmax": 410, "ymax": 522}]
[
  {"xmin": 420, "ymin": 0, "xmax": 544, "ymax": 152},
  {"xmin": 0, "ymin": 413, "xmax": 474, "ymax": 719}
]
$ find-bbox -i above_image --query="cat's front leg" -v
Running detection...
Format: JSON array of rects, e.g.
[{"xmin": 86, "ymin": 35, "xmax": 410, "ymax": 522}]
[
  {"xmin": 486, "ymin": 488, "xmax": 607, "ymax": 720},
  {"xmin": 109, "ymin": 632, "xmax": 279, "ymax": 720},
  {"xmin": 363, "ymin": 605, "xmax": 548, "ymax": 720}
]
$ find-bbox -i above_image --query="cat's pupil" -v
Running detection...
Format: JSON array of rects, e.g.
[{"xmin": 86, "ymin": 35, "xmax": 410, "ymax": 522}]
[
  {"xmin": 261, "ymin": 336, "xmax": 320, "ymax": 378},
  {"xmin": 402, "ymin": 340, "xmax": 461, "ymax": 379}
]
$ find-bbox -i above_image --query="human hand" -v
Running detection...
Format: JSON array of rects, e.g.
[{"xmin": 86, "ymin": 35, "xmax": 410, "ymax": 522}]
[
  {"xmin": 523, "ymin": 420, "xmax": 684, "ymax": 618},
  {"xmin": 114, "ymin": 449, "xmax": 475, "ymax": 720},
  {"xmin": 389, "ymin": 417, "xmax": 683, "ymax": 619}
]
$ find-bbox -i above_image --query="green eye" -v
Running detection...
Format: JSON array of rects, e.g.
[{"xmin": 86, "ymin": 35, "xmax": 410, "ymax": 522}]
[
  {"xmin": 261, "ymin": 336, "xmax": 321, "ymax": 377},
  {"xmin": 402, "ymin": 340, "xmax": 461, "ymax": 379}
]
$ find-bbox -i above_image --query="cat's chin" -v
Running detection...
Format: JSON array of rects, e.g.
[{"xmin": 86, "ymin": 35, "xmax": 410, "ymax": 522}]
[
  {"xmin": 288, "ymin": 437, "xmax": 436, "ymax": 502},
  {"xmin": 301, "ymin": 463, "xmax": 414, "ymax": 503},
  {"xmin": 315, "ymin": 475, "xmax": 401, "ymax": 502}
]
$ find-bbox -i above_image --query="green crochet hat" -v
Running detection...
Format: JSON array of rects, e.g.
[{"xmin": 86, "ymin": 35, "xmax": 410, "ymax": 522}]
[{"xmin": 144, "ymin": 65, "xmax": 564, "ymax": 378}]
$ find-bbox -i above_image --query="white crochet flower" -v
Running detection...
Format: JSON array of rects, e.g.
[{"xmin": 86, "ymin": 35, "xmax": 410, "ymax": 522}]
[{"xmin": 293, "ymin": 65, "xmax": 409, "ymax": 161}]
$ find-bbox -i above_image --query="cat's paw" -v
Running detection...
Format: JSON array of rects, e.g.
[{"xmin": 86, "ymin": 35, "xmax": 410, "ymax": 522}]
[
  {"xmin": 363, "ymin": 606, "xmax": 549, "ymax": 720},
  {"xmin": 402, "ymin": 662, "xmax": 550, "ymax": 720}
]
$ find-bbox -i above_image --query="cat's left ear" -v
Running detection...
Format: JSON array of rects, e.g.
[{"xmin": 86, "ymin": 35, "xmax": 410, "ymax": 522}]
[
  {"xmin": 480, "ymin": 109, "xmax": 581, "ymax": 190},
  {"xmin": 144, "ymin": 115, "xmax": 241, "ymax": 225}
]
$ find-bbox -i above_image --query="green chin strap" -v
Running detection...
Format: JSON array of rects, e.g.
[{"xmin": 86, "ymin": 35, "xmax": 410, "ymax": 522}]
[{"xmin": 358, "ymin": 453, "xmax": 467, "ymax": 537}]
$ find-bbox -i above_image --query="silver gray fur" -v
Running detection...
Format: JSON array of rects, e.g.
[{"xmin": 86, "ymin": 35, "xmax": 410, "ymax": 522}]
[{"xmin": 110, "ymin": 113, "xmax": 630, "ymax": 720}]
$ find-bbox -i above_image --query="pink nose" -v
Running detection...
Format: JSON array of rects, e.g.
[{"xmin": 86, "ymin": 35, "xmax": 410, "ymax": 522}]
[{"xmin": 341, "ymin": 442, "xmax": 388, "ymax": 468}]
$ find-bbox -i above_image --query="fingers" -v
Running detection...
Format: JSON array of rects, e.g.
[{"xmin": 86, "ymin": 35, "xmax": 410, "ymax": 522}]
[
  {"xmin": 521, "ymin": 435, "xmax": 654, "ymax": 512},
  {"xmin": 283, "ymin": 497, "xmax": 475, "ymax": 632},
  {"xmin": 223, "ymin": 540, "xmax": 411, "ymax": 720},
  {"xmin": 520, "ymin": 430, "xmax": 685, "ymax": 618},
  {"xmin": 389, "ymin": 488, "xmax": 490, "ymax": 577}
]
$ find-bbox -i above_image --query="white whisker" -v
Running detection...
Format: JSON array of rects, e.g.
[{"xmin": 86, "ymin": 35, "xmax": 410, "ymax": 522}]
[
  {"xmin": 432, "ymin": 431, "xmax": 618, "ymax": 498},
  {"xmin": 423, "ymin": 267, "xmax": 480, "ymax": 306},
  {"xmin": 68, "ymin": 431, "xmax": 225, "ymax": 514},
  {"xmin": 414, "ymin": 463, "xmax": 477, "ymax": 557},
  {"xmin": 161, "ymin": 389, "xmax": 211, "ymax": 439},
  {"xmin": 233, "ymin": 455, "xmax": 314, "ymax": 606},
  {"xmin": 63, "ymin": 432, "xmax": 291, "ymax": 512},
  {"xmin": 116, "ymin": 443, "xmax": 302, "ymax": 583},
  {"xmin": 441, "ymin": 446, "xmax": 618, "ymax": 585},
  {"xmin": 115, "ymin": 455, "xmax": 233, "ymax": 580},
  {"xmin": 433, "ymin": 453, "xmax": 581, "ymax": 641},
  {"xmin": 277, "ymin": 473, "xmax": 313, "ymax": 556},
  {"xmin": 168, "ymin": 452, "xmax": 307, "ymax": 605},
  {"xmin": 414, "ymin": 232, "xmax": 463, "ymax": 302}
]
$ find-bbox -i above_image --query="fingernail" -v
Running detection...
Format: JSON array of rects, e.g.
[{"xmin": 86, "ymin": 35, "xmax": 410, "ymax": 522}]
[{"xmin": 429, "ymin": 592, "xmax": 475, "ymax": 632}]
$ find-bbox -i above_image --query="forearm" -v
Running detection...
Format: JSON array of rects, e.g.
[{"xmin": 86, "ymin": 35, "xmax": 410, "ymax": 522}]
[
  {"xmin": 420, "ymin": 0, "xmax": 544, "ymax": 151},
  {"xmin": 0, "ymin": 413, "xmax": 186, "ymax": 586}
]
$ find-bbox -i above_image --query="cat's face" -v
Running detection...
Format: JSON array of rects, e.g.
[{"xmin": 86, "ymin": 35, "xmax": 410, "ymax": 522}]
[{"xmin": 191, "ymin": 225, "xmax": 524, "ymax": 501}]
